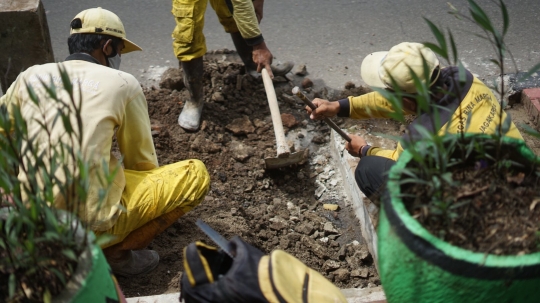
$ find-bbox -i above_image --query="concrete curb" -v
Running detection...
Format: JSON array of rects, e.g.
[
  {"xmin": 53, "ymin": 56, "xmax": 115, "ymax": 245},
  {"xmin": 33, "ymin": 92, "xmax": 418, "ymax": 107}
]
[
  {"xmin": 329, "ymin": 131, "xmax": 379, "ymax": 270},
  {"xmin": 126, "ymin": 286, "xmax": 386, "ymax": 303}
]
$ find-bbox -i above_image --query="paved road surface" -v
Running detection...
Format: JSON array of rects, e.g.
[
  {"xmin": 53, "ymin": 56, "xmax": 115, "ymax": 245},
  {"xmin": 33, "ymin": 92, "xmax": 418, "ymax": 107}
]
[{"xmin": 40, "ymin": 0, "xmax": 540, "ymax": 90}]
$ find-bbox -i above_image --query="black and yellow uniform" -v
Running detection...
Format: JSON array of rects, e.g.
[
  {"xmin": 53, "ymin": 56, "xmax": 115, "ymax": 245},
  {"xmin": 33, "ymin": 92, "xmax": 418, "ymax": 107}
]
[
  {"xmin": 338, "ymin": 66, "xmax": 523, "ymax": 160},
  {"xmin": 172, "ymin": 0, "xmax": 263, "ymax": 61},
  {"xmin": 336, "ymin": 66, "xmax": 524, "ymax": 196}
]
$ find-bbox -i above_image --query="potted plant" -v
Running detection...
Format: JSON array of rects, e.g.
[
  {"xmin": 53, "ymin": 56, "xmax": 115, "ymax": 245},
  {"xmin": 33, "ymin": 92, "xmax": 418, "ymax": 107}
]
[
  {"xmin": 0, "ymin": 67, "xmax": 125, "ymax": 302},
  {"xmin": 374, "ymin": 1, "xmax": 540, "ymax": 302}
]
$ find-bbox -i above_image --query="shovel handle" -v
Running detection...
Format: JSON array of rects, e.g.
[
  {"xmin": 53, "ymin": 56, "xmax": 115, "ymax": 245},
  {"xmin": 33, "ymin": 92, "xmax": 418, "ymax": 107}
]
[
  {"xmin": 262, "ymin": 68, "xmax": 290, "ymax": 157},
  {"xmin": 292, "ymin": 87, "xmax": 352, "ymax": 142}
]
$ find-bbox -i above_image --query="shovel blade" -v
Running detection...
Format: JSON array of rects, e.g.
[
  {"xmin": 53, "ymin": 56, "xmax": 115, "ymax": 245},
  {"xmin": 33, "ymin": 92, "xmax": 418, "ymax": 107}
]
[{"xmin": 264, "ymin": 149, "xmax": 309, "ymax": 169}]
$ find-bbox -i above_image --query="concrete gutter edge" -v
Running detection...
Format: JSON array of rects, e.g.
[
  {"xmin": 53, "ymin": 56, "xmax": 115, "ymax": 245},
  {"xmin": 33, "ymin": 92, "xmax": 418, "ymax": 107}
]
[
  {"xmin": 125, "ymin": 286, "xmax": 386, "ymax": 303},
  {"xmin": 329, "ymin": 131, "xmax": 379, "ymax": 271}
]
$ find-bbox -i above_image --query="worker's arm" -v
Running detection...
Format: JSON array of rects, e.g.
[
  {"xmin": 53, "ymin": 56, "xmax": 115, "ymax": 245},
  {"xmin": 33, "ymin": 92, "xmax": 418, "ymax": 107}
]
[
  {"xmin": 337, "ymin": 91, "xmax": 415, "ymax": 119},
  {"xmin": 307, "ymin": 91, "xmax": 415, "ymax": 121},
  {"xmin": 116, "ymin": 91, "xmax": 158, "ymax": 171},
  {"xmin": 344, "ymin": 134, "xmax": 402, "ymax": 161},
  {"xmin": 229, "ymin": 0, "xmax": 273, "ymax": 76},
  {"xmin": 366, "ymin": 145, "xmax": 403, "ymax": 161}
]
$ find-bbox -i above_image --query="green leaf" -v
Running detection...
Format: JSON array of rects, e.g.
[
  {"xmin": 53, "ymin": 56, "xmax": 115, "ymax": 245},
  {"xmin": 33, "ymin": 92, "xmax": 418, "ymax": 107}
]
[
  {"xmin": 519, "ymin": 123, "xmax": 540, "ymax": 139},
  {"xmin": 8, "ymin": 273, "xmax": 16, "ymax": 299},
  {"xmin": 500, "ymin": 113, "xmax": 512, "ymax": 136},
  {"xmin": 489, "ymin": 59, "xmax": 501, "ymax": 69},
  {"xmin": 423, "ymin": 19, "xmax": 448, "ymax": 59},
  {"xmin": 62, "ymin": 249, "xmax": 78, "ymax": 261},
  {"xmin": 94, "ymin": 233, "xmax": 118, "ymax": 247},
  {"xmin": 43, "ymin": 288, "xmax": 52, "ymax": 303},
  {"xmin": 468, "ymin": 0, "xmax": 494, "ymax": 32},
  {"xmin": 25, "ymin": 82, "xmax": 40, "ymax": 105},
  {"xmin": 58, "ymin": 65, "xmax": 74, "ymax": 95},
  {"xmin": 423, "ymin": 43, "xmax": 446, "ymax": 60},
  {"xmin": 518, "ymin": 63, "xmax": 540, "ymax": 81},
  {"xmin": 50, "ymin": 267, "xmax": 67, "ymax": 286},
  {"xmin": 500, "ymin": 0, "xmax": 509, "ymax": 36}
]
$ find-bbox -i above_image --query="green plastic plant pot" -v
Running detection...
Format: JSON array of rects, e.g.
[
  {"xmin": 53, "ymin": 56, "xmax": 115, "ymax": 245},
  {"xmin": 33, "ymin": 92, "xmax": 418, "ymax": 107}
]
[
  {"xmin": 378, "ymin": 136, "xmax": 540, "ymax": 303},
  {"xmin": 52, "ymin": 232, "xmax": 123, "ymax": 302}
]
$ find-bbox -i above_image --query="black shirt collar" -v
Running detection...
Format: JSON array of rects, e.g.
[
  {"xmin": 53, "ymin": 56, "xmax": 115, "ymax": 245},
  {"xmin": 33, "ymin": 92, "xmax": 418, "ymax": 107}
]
[{"xmin": 64, "ymin": 53, "xmax": 101, "ymax": 65}]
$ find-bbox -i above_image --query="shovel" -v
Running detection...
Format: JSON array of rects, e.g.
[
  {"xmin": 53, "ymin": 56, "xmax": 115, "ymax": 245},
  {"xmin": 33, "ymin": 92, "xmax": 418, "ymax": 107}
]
[{"xmin": 262, "ymin": 68, "xmax": 308, "ymax": 169}]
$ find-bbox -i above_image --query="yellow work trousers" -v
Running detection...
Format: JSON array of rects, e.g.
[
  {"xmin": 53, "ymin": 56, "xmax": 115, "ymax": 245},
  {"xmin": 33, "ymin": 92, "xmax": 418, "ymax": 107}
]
[
  {"xmin": 97, "ymin": 159, "xmax": 210, "ymax": 248},
  {"xmin": 172, "ymin": 0, "xmax": 239, "ymax": 61}
]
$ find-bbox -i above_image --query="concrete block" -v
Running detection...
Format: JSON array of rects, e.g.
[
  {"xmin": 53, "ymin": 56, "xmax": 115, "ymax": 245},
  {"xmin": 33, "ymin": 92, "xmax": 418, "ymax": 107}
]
[
  {"xmin": 0, "ymin": 0, "xmax": 54, "ymax": 92},
  {"xmin": 521, "ymin": 88, "xmax": 540, "ymax": 130}
]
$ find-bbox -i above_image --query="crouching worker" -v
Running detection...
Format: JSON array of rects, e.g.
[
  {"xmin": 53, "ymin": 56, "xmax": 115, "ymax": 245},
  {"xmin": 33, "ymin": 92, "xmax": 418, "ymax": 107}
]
[
  {"xmin": 181, "ymin": 237, "xmax": 347, "ymax": 303},
  {"xmin": 0, "ymin": 7, "xmax": 210, "ymax": 276},
  {"xmin": 306, "ymin": 42, "xmax": 523, "ymax": 200}
]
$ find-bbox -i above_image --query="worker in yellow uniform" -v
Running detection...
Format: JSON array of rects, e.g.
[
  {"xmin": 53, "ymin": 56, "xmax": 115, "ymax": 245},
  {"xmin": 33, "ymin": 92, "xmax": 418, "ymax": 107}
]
[
  {"xmin": 171, "ymin": 0, "xmax": 293, "ymax": 131},
  {"xmin": 0, "ymin": 7, "xmax": 210, "ymax": 277},
  {"xmin": 306, "ymin": 42, "xmax": 523, "ymax": 199}
]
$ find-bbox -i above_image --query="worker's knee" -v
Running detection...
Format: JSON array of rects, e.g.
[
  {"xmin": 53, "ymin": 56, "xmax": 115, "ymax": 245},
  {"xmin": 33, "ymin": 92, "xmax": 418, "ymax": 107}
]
[
  {"xmin": 209, "ymin": 0, "xmax": 239, "ymax": 33},
  {"xmin": 354, "ymin": 156, "xmax": 395, "ymax": 197},
  {"xmin": 190, "ymin": 159, "xmax": 210, "ymax": 194},
  {"xmin": 172, "ymin": 159, "xmax": 210, "ymax": 203}
]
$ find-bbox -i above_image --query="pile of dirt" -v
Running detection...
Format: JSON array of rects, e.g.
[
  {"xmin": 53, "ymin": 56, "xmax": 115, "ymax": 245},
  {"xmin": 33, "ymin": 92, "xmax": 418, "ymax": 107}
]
[{"xmin": 117, "ymin": 55, "xmax": 380, "ymax": 297}]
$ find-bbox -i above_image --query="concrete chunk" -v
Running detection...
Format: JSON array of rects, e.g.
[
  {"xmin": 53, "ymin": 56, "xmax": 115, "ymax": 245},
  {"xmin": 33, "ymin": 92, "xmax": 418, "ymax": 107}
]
[{"xmin": 0, "ymin": 0, "xmax": 55, "ymax": 92}]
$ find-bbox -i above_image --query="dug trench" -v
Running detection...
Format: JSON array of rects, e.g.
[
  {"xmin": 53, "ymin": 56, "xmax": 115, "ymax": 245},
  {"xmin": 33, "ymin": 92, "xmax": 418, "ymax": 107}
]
[
  {"xmin": 117, "ymin": 53, "xmax": 384, "ymax": 297},
  {"xmin": 117, "ymin": 51, "xmax": 540, "ymax": 297}
]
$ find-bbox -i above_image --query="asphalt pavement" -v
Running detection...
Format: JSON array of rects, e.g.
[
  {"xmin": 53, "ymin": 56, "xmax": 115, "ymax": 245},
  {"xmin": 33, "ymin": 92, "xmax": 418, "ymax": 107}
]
[{"xmin": 39, "ymin": 0, "xmax": 540, "ymax": 90}]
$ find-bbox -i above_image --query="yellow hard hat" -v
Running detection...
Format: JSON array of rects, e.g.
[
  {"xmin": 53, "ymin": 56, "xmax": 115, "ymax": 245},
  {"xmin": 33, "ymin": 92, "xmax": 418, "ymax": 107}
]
[{"xmin": 70, "ymin": 7, "xmax": 142, "ymax": 54}]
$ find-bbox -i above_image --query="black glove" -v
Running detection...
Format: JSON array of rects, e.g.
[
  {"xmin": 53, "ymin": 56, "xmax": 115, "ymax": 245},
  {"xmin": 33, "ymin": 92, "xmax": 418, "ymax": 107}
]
[
  {"xmin": 180, "ymin": 236, "xmax": 347, "ymax": 303},
  {"xmin": 180, "ymin": 236, "xmax": 267, "ymax": 303}
]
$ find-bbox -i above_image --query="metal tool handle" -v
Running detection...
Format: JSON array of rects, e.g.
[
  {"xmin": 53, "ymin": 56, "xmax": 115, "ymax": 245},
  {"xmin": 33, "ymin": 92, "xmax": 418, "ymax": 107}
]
[
  {"xmin": 292, "ymin": 87, "xmax": 352, "ymax": 142},
  {"xmin": 196, "ymin": 219, "xmax": 234, "ymax": 258},
  {"xmin": 262, "ymin": 68, "xmax": 290, "ymax": 157}
]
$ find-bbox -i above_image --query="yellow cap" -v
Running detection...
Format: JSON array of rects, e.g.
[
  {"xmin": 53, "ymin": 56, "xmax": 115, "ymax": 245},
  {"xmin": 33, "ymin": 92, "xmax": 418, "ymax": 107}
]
[
  {"xmin": 361, "ymin": 42, "xmax": 439, "ymax": 93},
  {"xmin": 70, "ymin": 7, "xmax": 142, "ymax": 54}
]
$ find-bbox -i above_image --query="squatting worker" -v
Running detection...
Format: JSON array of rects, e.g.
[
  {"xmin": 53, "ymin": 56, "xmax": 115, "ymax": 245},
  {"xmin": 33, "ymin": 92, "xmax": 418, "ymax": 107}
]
[
  {"xmin": 306, "ymin": 42, "xmax": 523, "ymax": 199},
  {"xmin": 0, "ymin": 8, "xmax": 210, "ymax": 277},
  {"xmin": 172, "ymin": 0, "xmax": 293, "ymax": 131}
]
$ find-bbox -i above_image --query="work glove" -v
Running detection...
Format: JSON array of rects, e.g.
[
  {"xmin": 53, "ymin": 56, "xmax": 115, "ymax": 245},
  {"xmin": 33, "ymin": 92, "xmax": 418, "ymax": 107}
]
[{"xmin": 180, "ymin": 236, "xmax": 347, "ymax": 303}]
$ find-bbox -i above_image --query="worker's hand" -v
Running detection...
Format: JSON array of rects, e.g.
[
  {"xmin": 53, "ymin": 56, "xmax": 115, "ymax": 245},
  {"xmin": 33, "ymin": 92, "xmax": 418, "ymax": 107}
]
[
  {"xmin": 345, "ymin": 135, "xmax": 368, "ymax": 157},
  {"xmin": 306, "ymin": 99, "xmax": 340, "ymax": 120},
  {"xmin": 252, "ymin": 41, "xmax": 274, "ymax": 78},
  {"xmin": 252, "ymin": 0, "xmax": 264, "ymax": 23}
]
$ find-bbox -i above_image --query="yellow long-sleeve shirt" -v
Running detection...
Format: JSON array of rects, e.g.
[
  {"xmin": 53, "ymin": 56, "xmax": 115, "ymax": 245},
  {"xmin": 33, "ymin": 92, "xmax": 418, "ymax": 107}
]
[
  {"xmin": 337, "ymin": 67, "xmax": 523, "ymax": 161},
  {"xmin": 0, "ymin": 54, "xmax": 158, "ymax": 230}
]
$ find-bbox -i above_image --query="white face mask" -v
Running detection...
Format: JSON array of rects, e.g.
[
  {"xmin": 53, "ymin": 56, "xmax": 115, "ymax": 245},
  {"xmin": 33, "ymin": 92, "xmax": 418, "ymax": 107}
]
[{"xmin": 108, "ymin": 54, "xmax": 121, "ymax": 70}]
